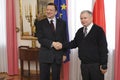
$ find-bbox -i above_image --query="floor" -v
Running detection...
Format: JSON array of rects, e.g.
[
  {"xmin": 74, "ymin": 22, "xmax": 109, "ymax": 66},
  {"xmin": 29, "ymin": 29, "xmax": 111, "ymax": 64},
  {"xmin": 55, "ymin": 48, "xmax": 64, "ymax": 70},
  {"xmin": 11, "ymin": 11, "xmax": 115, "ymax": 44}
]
[
  {"xmin": 0, "ymin": 70, "xmax": 55, "ymax": 80},
  {"xmin": 0, "ymin": 72, "xmax": 40, "ymax": 80},
  {"xmin": 0, "ymin": 68, "xmax": 64, "ymax": 80}
]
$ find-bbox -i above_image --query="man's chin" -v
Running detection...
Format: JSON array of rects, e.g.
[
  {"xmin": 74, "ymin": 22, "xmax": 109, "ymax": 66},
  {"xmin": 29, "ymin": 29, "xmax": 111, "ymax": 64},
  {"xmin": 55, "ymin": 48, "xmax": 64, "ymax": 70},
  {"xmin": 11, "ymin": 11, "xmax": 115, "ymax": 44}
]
[{"xmin": 47, "ymin": 16, "xmax": 54, "ymax": 19}]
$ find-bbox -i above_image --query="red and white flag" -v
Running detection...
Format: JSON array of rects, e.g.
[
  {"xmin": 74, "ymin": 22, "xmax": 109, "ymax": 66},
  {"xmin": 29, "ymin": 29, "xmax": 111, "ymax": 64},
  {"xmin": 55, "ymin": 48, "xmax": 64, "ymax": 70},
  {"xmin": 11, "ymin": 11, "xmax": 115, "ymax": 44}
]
[{"xmin": 92, "ymin": 0, "xmax": 106, "ymax": 32}]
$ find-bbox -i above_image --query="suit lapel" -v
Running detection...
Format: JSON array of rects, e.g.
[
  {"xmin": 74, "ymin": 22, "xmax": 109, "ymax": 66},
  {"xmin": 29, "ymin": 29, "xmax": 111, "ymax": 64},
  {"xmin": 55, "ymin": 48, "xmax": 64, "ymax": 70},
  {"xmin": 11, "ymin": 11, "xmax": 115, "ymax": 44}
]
[
  {"xmin": 45, "ymin": 18, "xmax": 50, "ymax": 26},
  {"xmin": 56, "ymin": 18, "xmax": 60, "ymax": 33},
  {"xmin": 45, "ymin": 18, "xmax": 55, "ymax": 33}
]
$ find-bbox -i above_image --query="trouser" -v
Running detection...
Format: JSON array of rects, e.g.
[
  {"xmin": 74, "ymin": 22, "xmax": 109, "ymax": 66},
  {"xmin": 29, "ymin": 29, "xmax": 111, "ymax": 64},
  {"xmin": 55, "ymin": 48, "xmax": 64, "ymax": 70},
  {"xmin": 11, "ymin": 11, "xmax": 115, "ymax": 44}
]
[
  {"xmin": 81, "ymin": 63, "xmax": 104, "ymax": 80},
  {"xmin": 40, "ymin": 63, "xmax": 61, "ymax": 80}
]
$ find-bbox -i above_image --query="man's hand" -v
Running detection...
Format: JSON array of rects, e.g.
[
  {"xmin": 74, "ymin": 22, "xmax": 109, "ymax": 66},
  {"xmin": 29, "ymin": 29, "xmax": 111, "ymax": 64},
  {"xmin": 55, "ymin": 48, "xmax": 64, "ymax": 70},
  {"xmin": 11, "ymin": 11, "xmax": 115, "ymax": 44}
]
[
  {"xmin": 100, "ymin": 65, "xmax": 107, "ymax": 74},
  {"xmin": 52, "ymin": 42, "xmax": 62, "ymax": 50},
  {"xmin": 62, "ymin": 55, "xmax": 67, "ymax": 62}
]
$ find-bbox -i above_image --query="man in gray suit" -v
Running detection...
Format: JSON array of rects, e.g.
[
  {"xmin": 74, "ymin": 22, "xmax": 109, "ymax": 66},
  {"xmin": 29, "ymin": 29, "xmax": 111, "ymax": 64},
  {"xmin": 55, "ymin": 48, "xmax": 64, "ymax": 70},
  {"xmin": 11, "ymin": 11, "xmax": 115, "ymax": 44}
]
[{"xmin": 36, "ymin": 3, "xmax": 67, "ymax": 80}]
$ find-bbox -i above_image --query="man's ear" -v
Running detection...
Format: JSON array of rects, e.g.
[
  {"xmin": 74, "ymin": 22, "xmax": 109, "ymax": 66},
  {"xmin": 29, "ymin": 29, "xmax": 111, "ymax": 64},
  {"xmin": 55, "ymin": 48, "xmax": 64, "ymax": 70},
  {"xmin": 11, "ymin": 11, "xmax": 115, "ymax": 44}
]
[{"xmin": 55, "ymin": 11, "xmax": 57, "ymax": 15}]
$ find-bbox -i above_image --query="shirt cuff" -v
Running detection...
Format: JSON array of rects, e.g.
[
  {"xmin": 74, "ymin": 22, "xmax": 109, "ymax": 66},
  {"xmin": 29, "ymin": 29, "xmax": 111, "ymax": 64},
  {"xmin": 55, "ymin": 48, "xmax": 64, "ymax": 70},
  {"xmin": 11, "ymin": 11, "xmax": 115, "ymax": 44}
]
[{"xmin": 102, "ymin": 65, "xmax": 107, "ymax": 69}]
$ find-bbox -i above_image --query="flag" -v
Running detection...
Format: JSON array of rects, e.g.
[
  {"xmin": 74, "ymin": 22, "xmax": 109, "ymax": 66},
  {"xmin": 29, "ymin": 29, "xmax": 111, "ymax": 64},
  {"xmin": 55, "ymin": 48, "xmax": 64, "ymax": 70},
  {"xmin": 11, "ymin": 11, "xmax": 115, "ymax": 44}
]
[
  {"xmin": 114, "ymin": 0, "xmax": 120, "ymax": 80},
  {"xmin": 54, "ymin": 0, "xmax": 69, "ymax": 80},
  {"xmin": 92, "ymin": 0, "xmax": 106, "ymax": 32}
]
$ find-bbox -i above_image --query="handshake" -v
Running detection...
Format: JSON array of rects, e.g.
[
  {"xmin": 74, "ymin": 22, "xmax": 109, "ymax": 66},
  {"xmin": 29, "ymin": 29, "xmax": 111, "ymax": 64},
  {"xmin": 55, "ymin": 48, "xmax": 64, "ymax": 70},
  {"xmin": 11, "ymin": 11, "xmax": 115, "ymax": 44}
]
[{"xmin": 52, "ymin": 42, "xmax": 63, "ymax": 50}]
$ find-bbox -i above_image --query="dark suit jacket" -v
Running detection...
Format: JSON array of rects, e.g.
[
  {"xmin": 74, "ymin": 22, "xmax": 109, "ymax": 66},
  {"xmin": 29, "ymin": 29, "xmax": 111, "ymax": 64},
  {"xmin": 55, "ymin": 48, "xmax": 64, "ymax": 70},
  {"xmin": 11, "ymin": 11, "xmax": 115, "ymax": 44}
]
[
  {"xmin": 36, "ymin": 18, "xmax": 67, "ymax": 64},
  {"xmin": 64, "ymin": 24, "xmax": 108, "ymax": 66}
]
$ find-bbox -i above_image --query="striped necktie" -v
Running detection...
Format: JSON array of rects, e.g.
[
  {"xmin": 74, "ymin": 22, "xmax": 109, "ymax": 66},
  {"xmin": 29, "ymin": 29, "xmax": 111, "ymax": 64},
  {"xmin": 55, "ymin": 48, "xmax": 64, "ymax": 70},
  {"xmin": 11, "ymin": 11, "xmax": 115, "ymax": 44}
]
[{"xmin": 84, "ymin": 27, "xmax": 87, "ymax": 37}]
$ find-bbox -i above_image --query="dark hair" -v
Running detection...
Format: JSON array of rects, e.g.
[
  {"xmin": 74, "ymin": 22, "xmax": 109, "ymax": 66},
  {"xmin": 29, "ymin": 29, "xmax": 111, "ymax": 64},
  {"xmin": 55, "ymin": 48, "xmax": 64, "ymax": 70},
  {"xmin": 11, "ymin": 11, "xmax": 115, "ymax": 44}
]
[{"xmin": 47, "ymin": 3, "xmax": 57, "ymax": 11}]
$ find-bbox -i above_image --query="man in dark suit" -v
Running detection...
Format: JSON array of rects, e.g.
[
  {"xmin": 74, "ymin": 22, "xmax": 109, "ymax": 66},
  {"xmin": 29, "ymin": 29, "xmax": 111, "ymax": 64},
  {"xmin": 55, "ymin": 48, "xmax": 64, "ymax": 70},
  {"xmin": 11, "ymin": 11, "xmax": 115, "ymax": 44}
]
[
  {"xmin": 35, "ymin": 3, "xmax": 67, "ymax": 80},
  {"xmin": 62, "ymin": 10, "xmax": 108, "ymax": 80}
]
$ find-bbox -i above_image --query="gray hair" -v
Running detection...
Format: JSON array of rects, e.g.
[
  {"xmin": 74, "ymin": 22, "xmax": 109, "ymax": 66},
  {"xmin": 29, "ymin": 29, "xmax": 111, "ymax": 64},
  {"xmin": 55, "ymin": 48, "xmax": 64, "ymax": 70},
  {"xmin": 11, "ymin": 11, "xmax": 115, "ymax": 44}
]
[{"xmin": 80, "ymin": 10, "xmax": 93, "ymax": 16}]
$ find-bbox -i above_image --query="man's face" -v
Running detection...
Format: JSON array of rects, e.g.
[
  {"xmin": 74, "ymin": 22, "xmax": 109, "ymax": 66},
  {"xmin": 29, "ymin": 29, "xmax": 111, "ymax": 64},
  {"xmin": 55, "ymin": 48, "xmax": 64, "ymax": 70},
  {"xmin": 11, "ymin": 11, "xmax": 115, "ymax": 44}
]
[
  {"xmin": 46, "ymin": 5, "xmax": 57, "ymax": 19},
  {"xmin": 80, "ymin": 12, "xmax": 93, "ymax": 27}
]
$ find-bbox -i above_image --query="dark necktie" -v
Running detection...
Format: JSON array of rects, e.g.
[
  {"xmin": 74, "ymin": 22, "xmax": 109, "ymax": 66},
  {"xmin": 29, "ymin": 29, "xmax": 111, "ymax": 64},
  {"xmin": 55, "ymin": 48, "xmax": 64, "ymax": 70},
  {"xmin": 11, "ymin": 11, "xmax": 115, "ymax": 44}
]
[
  {"xmin": 84, "ymin": 27, "xmax": 87, "ymax": 37},
  {"xmin": 50, "ymin": 20, "xmax": 55, "ymax": 32}
]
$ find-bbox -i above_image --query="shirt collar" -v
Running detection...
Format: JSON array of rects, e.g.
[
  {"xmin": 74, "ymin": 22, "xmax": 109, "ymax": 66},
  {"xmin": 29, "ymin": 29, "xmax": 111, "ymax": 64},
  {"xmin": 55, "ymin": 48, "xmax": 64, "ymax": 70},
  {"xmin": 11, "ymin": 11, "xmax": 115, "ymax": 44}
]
[
  {"xmin": 48, "ymin": 17, "xmax": 56, "ymax": 23},
  {"xmin": 87, "ymin": 23, "xmax": 93, "ymax": 30},
  {"xmin": 84, "ymin": 23, "xmax": 93, "ymax": 33}
]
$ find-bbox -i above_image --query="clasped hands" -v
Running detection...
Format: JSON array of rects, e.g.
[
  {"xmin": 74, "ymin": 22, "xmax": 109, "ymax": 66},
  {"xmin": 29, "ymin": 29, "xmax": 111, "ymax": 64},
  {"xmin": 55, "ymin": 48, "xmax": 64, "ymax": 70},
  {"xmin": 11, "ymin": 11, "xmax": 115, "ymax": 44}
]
[
  {"xmin": 52, "ymin": 42, "xmax": 62, "ymax": 50},
  {"xmin": 52, "ymin": 42, "xmax": 67, "ymax": 62}
]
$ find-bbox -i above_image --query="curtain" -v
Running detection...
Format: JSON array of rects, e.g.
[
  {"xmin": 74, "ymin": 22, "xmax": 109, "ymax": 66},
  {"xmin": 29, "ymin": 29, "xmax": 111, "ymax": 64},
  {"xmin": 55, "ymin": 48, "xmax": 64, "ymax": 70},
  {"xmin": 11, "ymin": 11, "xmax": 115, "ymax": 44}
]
[
  {"xmin": 67, "ymin": 0, "xmax": 82, "ymax": 80},
  {"xmin": 6, "ymin": 0, "xmax": 19, "ymax": 75},
  {"xmin": 0, "ymin": 0, "xmax": 7, "ymax": 73},
  {"xmin": 114, "ymin": 0, "xmax": 120, "ymax": 79}
]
